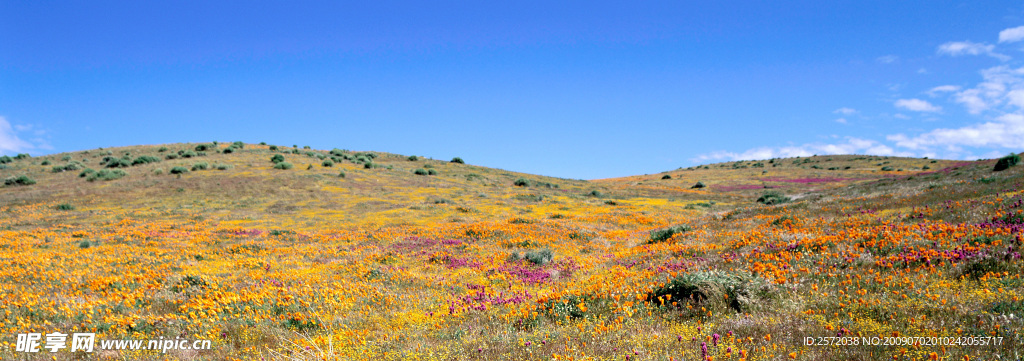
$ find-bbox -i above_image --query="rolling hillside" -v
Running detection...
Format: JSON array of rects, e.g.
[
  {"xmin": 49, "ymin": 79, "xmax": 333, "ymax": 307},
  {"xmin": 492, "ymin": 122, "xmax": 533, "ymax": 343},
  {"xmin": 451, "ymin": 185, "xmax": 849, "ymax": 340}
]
[{"xmin": 0, "ymin": 142, "xmax": 1021, "ymax": 360}]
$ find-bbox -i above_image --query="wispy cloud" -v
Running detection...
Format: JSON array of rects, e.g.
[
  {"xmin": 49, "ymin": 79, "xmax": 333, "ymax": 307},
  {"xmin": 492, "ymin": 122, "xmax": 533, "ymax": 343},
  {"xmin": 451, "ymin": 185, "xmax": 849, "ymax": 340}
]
[
  {"xmin": 876, "ymin": 55, "xmax": 899, "ymax": 64},
  {"xmin": 999, "ymin": 25, "xmax": 1024, "ymax": 43},
  {"xmin": 833, "ymin": 107, "xmax": 857, "ymax": 115},
  {"xmin": 927, "ymin": 85, "xmax": 961, "ymax": 96},
  {"xmin": 887, "ymin": 113, "xmax": 1024, "ymax": 150},
  {"xmin": 895, "ymin": 98, "xmax": 941, "ymax": 112},
  {"xmin": 937, "ymin": 41, "xmax": 1010, "ymax": 61},
  {"xmin": 0, "ymin": 117, "xmax": 35, "ymax": 155},
  {"xmin": 695, "ymin": 137, "xmax": 912, "ymax": 162}
]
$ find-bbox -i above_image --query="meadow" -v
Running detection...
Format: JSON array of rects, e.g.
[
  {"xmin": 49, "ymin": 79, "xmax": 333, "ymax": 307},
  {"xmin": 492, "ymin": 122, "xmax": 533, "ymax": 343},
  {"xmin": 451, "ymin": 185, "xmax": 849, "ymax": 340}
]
[{"xmin": 0, "ymin": 142, "xmax": 1021, "ymax": 360}]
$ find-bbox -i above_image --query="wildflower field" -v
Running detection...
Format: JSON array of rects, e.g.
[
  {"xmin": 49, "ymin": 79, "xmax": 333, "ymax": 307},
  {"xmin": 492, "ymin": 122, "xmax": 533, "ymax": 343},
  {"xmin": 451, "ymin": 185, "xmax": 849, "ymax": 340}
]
[{"xmin": 0, "ymin": 143, "xmax": 1022, "ymax": 360}]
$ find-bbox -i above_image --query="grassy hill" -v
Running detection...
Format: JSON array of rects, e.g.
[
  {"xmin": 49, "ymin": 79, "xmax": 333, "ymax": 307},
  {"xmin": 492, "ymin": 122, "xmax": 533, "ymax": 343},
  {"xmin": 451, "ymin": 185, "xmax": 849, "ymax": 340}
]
[{"xmin": 0, "ymin": 143, "xmax": 1021, "ymax": 360}]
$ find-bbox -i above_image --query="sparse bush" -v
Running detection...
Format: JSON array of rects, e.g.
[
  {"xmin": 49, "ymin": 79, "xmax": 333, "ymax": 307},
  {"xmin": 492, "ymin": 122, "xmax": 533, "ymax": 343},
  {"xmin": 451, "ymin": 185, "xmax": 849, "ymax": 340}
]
[
  {"xmin": 4, "ymin": 175, "xmax": 36, "ymax": 186},
  {"xmin": 271, "ymin": 154, "xmax": 285, "ymax": 164},
  {"xmin": 153, "ymin": 168, "xmax": 164, "ymax": 175},
  {"xmin": 78, "ymin": 240, "xmax": 91, "ymax": 249},
  {"xmin": 231, "ymin": 141, "xmax": 244, "ymax": 149},
  {"xmin": 180, "ymin": 150, "xmax": 197, "ymax": 158},
  {"xmin": 55, "ymin": 203, "xmax": 75, "ymax": 210},
  {"xmin": 427, "ymin": 169, "xmax": 438, "ymax": 175},
  {"xmin": 169, "ymin": 166, "xmax": 189, "ymax": 175},
  {"xmin": 191, "ymin": 162, "xmax": 209, "ymax": 171},
  {"xmin": 523, "ymin": 249, "xmax": 553, "ymax": 265},
  {"xmin": 322, "ymin": 160, "xmax": 334, "ymax": 167},
  {"xmin": 40, "ymin": 159, "xmax": 50, "ymax": 165},
  {"xmin": 881, "ymin": 166, "xmax": 894, "ymax": 171},
  {"xmin": 79, "ymin": 168, "xmax": 96, "ymax": 178},
  {"xmin": 691, "ymin": 181, "xmax": 706, "ymax": 189},
  {"xmin": 158, "ymin": 147, "xmax": 168, "ymax": 152},
  {"xmin": 450, "ymin": 157, "xmax": 465, "ymax": 164},
  {"xmin": 337, "ymin": 171, "xmax": 346, "ymax": 178},
  {"xmin": 514, "ymin": 178, "xmax": 530, "ymax": 187},
  {"xmin": 589, "ymin": 190, "xmax": 604, "ymax": 197},
  {"xmin": 648, "ymin": 224, "xmax": 691, "ymax": 244},
  {"xmin": 87, "ymin": 169, "xmax": 126, "ymax": 182},
  {"xmin": 165, "ymin": 153, "xmax": 179, "ymax": 160},
  {"xmin": 364, "ymin": 162, "xmax": 374, "ymax": 169},
  {"xmin": 131, "ymin": 156, "xmax": 160, "ymax": 165},
  {"xmin": 52, "ymin": 162, "xmax": 83, "ymax": 173},
  {"xmin": 214, "ymin": 164, "xmax": 231, "ymax": 170},
  {"xmin": 274, "ymin": 162, "xmax": 294, "ymax": 170},
  {"xmin": 104, "ymin": 157, "xmax": 131, "ymax": 168},
  {"xmin": 407, "ymin": 155, "xmax": 418, "ymax": 161},
  {"xmin": 61, "ymin": 155, "xmax": 71, "ymax": 161},
  {"xmin": 414, "ymin": 168, "xmax": 429, "ymax": 175},
  {"xmin": 756, "ymin": 191, "xmax": 790, "ymax": 205},
  {"xmin": 994, "ymin": 153, "xmax": 1020, "ymax": 172},
  {"xmin": 648, "ymin": 271, "xmax": 774, "ymax": 313}
]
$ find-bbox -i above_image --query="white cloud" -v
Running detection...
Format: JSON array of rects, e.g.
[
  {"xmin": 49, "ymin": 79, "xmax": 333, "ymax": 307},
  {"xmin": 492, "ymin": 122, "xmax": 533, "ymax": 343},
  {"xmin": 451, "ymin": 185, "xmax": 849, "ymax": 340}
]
[
  {"xmin": 877, "ymin": 55, "xmax": 899, "ymax": 64},
  {"xmin": 927, "ymin": 85, "xmax": 961, "ymax": 96},
  {"xmin": 695, "ymin": 137, "xmax": 913, "ymax": 162},
  {"xmin": 887, "ymin": 113, "xmax": 1024, "ymax": 150},
  {"xmin": 945, "ymin": 65, "xmax": 1024, "ymax": 114},
  {"xmin": 894, "ymin": 113, "xmax": 911, "ymax": 120},
  {"xmin": 835, "ymin": 118, "xmax": 847, "ymax": 124},
  {"xmin": 937, "ymin": 41, "xmax": 1010, "ymax": 61},
  {"xmin": 999, "ymin": 26, "xmax": 1024, "ymax": 43},
  {"xmin": 0, "ymin": 117, "xmax": 34, "ymax": 155},
  {"xmin": 833, "ymin": 107, "xmax": 857, "ymax": 115},
  {"xmin": 895, "ymin": 98, "xmax": 942, "ymax": 112}
]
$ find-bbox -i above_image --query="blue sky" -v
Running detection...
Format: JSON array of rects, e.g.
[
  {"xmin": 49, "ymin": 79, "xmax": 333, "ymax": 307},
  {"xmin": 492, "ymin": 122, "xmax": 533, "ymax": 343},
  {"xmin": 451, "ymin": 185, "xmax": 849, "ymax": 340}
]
[{"xmin": 2, "ymin": 1, "xmax": 1024, "ymax": 179}]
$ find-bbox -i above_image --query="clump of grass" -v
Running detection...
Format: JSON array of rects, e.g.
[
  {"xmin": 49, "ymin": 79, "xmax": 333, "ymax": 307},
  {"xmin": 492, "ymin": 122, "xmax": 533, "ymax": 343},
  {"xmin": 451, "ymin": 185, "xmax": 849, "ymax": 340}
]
[
  {"xmin": 648, "ymin": 224, "xmax": 691, "ymax": 244},
  {"xmin": 86, "ymin": 169, "xmax": 126, "ymax": 182},
  {"xmin": 4, "ymin": 175, "xmax": 36, "ymax": 186},
  {"xmin": 648, "ymin": 271, "xmax": 774, "ymax": 313},
  {"xmin": 169, "ymin": 166, "xmax": 189, "ymax": 174},
  {"xmin": 450, "ymin": 157, "xmax": 465, "ymax": 164},
  {"xmin": 994, "ymin": 153, "xmax": 1020, "ymax": 172},
  {"xmin": 153, "ymin": 168, "xmax": 164, "ymax": 175},
  {"xmin": 523, "ymin": 249, "xmax": 553, "ymax": 265},
  {"xmin": 756, "ymin": 191, "xmax": 790, "ymax": 205},
  {"xmin": 274, "ymin": 162, "xmax": 294, "ymax": 170}
]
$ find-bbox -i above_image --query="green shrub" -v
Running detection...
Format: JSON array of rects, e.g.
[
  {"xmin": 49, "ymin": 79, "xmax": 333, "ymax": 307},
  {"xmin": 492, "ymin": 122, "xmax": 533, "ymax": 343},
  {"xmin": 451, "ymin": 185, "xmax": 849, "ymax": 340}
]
[
  {"xmin": 414, "ymin": 168, "xmax": 429, "ymax": 175},
  {"xmin": 514, "ymin": 178, "xmax": 530, "ymax": 187},
  {"xmin": 79, "ymin": 168, "xmax": 96, "ymax": 178},
  {"xmin": 407, "ymin": 155, "xmax": 418, "ymax": 161},
  {"xmin": 131, "ymin": 156, "xmax": 161, "ymax": 165},
  {"xmin": 881, "ymin": 166, "xmax": 894, "ymax": 171},
  {"xmin": 214, "ymin": 164, "xmax": 231, "ymax": 170},
  {"xmin": 104, "ymin": 157, "xmax": 131, "ymax": 168},
  {"xmin": 363, "ymin": 162, "xmax": 374, "ymax": 169},
  {"xmin": 588, "ymin": 190, "xmax": 604, "ymax": 197},
  {"xmin": 231, "ymin": 141, "xmax": 245, "ymax": 149},
  {"xmin": 169, "ymin": 166, "xmax": 189, "ymax": 175},
  {"xmin": 86, "ymin": 169, "xmax": 126, "ymax": 182},
  {"xmin": 523, "ymin": 249, "xmax": 553, "ymax": 265},
  {"xmin": 0, "ymin": 155, "xmax": 12, "ymax": 163},
  {"xmin": 691, "ymin": 181, "xmax": 706, "ymax": 189},
  {"xmin": 4, "ymin": 175, "xmax": 36, "ymax": 186},
  {"xmin": 153, "ymin": 168, "xmax": 164, "ymax": 175},
  {"xmin": 270, "ymin": 154, "xmax": 285, "ymax": 164},
  {"xmin": 338, "ymin": 171, "xmax": 346, "ymax": 178},
  {"xmin": 450, "ymin": 157, "xmax": 465, "ymax": 164},
  {"xmin": 180, "ymin": 150, "xmax": 197, "ymax": 158},
  {"xmin": 330, "ymin": 148, "xmax": 345, "ymax": 156},
  {"xmin": 269, "ymin": 145, "xmax": 278, "ymax": 151},
  {"xmin": 994, "ymin": 153, "xmax": 1020, "ymax": 172},
  {"xmin": 661, "ymin": 174, "xmax": 671, "ymax": 179},
  {"xmin": 191, "ymin": 162, "xmax": 209, "ymax": 171},
  {"xmin": 55, "ymin": 203, "xmax": 75, "ymax": 210},
  {"xmin": 756, "ymin": 191, "xmax": 790, "ymax": 205},
  {"xmin": 158, "ymin": 147, "xmax": 168, "ymax": 152},
  {"xmin": 222, "ymin": 147, "xmax": 233, "ymax": 154},
  {"xmin": 260, "ymin": 142, "xmax": 267, "ymax": 145},
  {"xmin": 52, "ymin": 162, "xmax": 83, "ymax": 173},
  {"xmin": 648, "ymin": 271, "xmax": 774, "ymax": 313},
  {"xmin": 78, "ymin": 240, "xmax": 91, "ymax": 249},
  {"xmin": 428, "ymin": 169, "xmax": 438, "ymax": 175},
  {"xmin": 194, "ymin": 144, "xmax": 213, "ymax": 151},
  {"xmin": 322, "ymin": 160, "xmax": 334, "ymax": 167},
  {"xmin": 165, "ymin": 153, "xmax": 179, "ymax": 160},
  {"xmin": 15, "ymin": 153, "xmax": 30, "ymax": 159},
  {"xmin": 40, "ymin": 160, "xmax": 51, "ymax": 165},
  {"xmin": 274, "ymin": 162, "xmax": 294, "ymax": 170},
  {"xmin": 648, "ymin": 225, "xmax": 691, "ymax": 244}
]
